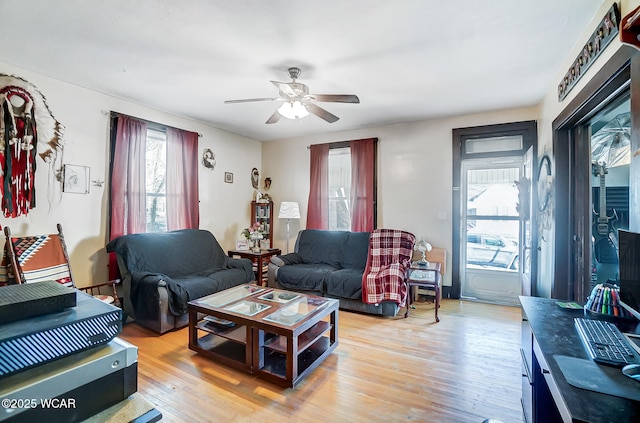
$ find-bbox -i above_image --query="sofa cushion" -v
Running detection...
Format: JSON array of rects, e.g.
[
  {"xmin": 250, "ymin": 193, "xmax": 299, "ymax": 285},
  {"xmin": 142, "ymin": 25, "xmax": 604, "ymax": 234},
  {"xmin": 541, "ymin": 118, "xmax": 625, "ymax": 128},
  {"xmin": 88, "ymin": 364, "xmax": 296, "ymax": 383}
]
[
  {"xmin": 131, "ymin": 272, "xmax": 215, "ymax": 317},
  {"xmin": 168, "ymin": 275, "xmax": 218, "ymax": 314},
  {"xmin": 340, "ymin": 231, "xmax": 371, "ymax": 270},
  {"xmin": 276, "ymin": 263, "xmax": 336, "ymax": 292},
  {"xmin": 325, "ymin": 268, "xmax": 363, "ymax": 300},
  {"xmin": 107, "ymin": 229, "xmax": 228, "ymax": 277},
  {"xmin": 297, "ymin": 230, "xmax": 348, "ymax": 267},
  {"xmin": 207, "ymin": 268, "xmax": 255, "ymax": 292}
]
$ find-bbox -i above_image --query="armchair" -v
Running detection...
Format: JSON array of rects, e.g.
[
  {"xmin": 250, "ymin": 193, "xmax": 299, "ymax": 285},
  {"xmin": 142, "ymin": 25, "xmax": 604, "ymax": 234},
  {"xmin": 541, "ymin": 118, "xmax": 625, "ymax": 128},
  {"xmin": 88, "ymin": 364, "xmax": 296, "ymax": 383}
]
[{"xmin": 362, "ymin": 229, "xmax": 416, "ymax": 307}]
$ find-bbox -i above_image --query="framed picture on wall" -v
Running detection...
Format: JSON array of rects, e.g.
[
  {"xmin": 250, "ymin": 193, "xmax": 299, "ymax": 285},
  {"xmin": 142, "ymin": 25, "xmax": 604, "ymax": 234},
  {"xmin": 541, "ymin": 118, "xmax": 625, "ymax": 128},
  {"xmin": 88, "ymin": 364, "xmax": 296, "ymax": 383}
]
[
  {"xmin": 62, "ymin": 164, "xmax": 90, "ymax": 194},
  {"xmin": 225, "ymin": 172, "xmax": 233, "ymax": 183}
]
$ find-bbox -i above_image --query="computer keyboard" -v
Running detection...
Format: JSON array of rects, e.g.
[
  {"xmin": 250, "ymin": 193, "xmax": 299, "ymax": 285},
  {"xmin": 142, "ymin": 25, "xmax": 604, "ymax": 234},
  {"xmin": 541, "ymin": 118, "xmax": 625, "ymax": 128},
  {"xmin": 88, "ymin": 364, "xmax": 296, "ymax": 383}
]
[{"xmin": 574, "ymin": 318, "xmax": 640, "ymax": 367}]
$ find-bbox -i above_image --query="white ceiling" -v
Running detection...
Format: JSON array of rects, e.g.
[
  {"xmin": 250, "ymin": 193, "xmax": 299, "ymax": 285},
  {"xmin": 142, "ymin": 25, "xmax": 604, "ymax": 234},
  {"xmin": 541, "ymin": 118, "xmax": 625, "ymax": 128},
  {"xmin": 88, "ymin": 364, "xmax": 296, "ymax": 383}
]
[{"xmin": 0, "ymin": 0, "xmax": 605, "ymax": 141}]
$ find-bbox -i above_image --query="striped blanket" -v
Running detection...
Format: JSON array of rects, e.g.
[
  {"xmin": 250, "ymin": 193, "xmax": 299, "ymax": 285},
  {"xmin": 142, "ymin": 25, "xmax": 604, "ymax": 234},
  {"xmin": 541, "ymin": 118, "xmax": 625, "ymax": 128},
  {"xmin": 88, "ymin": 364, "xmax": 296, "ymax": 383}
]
[
  {"xmin": 362, "ymin": 229, "xmax": 416, "ymax": 307},
  {"xmin": 7, "ymin": 234, "xmax": 73, "ymax": 286}
]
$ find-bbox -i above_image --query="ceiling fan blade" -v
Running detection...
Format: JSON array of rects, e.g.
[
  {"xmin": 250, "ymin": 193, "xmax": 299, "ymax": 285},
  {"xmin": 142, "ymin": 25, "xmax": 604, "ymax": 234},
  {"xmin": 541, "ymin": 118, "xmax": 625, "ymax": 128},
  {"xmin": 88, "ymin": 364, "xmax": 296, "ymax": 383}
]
[
  {"xmin": 306, "ymin": 103, "xmax": 339, "ymax": 123},
  {"xmin": 265, "ymin": 110, "xmax": 281, "ymax": 124},
  {"xmin": 270, "ymin": 81, "xmax": 296, "ymax": 97},
  {"xmin": 308, "ymin": 94, "xmax": 360, "ymax": 104},
  {"xmin": 224, "ymin": 97, "xmax": 280, "ymax": 104}
]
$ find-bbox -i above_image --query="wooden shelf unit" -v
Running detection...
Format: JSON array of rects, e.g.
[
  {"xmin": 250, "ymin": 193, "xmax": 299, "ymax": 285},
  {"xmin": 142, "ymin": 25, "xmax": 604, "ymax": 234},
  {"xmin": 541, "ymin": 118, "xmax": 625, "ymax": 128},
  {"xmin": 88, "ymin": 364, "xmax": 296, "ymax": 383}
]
[{"xmin": 251, "ymin": 201, "xmax": 273, "ymax": 247}]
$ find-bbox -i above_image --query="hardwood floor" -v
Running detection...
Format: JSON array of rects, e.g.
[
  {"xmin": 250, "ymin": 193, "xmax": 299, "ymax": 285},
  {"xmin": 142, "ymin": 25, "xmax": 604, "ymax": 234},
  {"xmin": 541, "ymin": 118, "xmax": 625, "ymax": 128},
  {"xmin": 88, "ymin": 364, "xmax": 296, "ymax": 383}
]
[{"xmin": 119, "ymin": 299, "xmax": 523, "ymax": 423}]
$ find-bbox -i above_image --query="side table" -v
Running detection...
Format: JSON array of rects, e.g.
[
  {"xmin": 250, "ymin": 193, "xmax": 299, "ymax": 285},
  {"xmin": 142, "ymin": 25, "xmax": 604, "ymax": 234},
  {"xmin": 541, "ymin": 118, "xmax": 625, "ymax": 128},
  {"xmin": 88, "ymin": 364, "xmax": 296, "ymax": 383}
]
[
  {"xmin": 228, "ymin": 248, "xmax": 281, "ymax": 286},
  {"xmin": 405, "ymin": 261, "xmax": 442, "ymax": 322}
]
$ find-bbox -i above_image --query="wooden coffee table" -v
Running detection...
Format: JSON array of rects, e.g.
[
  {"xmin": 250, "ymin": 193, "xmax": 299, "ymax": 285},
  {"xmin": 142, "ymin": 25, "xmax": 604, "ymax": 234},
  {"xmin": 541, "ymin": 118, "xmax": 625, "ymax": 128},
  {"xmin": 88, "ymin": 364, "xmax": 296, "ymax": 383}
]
[{"xmin": 187, "ymin": 284, "xmax": 339, "ymax": 387}]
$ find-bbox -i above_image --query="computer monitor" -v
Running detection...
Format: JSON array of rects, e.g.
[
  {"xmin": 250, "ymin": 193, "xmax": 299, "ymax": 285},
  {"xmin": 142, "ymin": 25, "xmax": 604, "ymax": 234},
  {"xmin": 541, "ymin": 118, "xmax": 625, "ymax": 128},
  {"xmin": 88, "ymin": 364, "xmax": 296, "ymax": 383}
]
[{"xmin": 618, "ymin": 229, "xmax": 640, "ymax": 320}]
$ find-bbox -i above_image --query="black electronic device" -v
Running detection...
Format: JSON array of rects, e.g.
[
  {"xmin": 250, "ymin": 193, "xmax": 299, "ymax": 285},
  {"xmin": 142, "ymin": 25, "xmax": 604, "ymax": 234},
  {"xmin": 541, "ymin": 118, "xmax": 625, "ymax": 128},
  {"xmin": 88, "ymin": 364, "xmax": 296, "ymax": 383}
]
[
  {"xmin": 0, "ymin": 281, "xmax": 76, "ymax": 324},
  {"xmin": 0, "ymin": 291, "xmax": 121, "ymax": 379},
  {"xmin": 0, "ymin": 337, "xmax": 138, "ymax": 422},
  {"xmin": 618, "ymin": 229, "xmax": 640, "ymax": 320}
]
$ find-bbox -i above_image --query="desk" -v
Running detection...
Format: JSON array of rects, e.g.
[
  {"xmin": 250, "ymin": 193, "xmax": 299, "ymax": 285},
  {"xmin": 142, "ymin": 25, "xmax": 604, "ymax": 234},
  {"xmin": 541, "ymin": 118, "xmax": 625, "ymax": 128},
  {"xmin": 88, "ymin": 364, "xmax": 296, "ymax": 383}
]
[
  {"xmin": 519, "ymin": 296, "xmax": 640, "ymax": 423},
  {"xmin": 228, "ymin": 249, "xmax": 281, "ymax": 286},
  {"xmin": 405, "ymin": 262, "xmax": 441, "ymax": 321}
]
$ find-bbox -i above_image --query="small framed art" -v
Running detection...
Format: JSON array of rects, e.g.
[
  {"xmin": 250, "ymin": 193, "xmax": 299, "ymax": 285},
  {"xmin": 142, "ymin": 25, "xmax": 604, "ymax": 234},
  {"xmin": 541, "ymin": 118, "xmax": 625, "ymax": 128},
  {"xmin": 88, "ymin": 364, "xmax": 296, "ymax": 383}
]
[
  {"xmin": 225, "ymin": 172, "xmax": 233, "ymax": 183},
  {"xmin": 236, "ymin": 239, "xmax": 249, "ymax": 251},
  {"xmin": 63, "ymin": 164, "xmax": 90, "ymax": 194}
]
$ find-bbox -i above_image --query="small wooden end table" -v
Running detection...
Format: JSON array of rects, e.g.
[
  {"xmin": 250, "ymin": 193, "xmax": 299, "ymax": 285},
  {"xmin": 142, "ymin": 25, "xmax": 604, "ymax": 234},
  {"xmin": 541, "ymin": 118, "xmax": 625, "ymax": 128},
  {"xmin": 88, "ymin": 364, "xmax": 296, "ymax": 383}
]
[
  {"xmin": 405, "ymin": 261, "xmax": 442, "ymax": 322},
  {"xmin": 228, "ymin": 249, "xmax": 281, "ymax": 286}
]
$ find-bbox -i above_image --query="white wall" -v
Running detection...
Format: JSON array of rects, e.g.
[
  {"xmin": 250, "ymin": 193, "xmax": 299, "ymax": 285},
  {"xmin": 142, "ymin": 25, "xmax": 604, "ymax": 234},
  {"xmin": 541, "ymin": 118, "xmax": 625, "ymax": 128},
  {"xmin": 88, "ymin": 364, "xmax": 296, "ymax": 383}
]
[
  {"xmin": 0, "ymin": 61, "xmax": 262, "ymax": 288},
  {"xmin": 539, "ymin": 1, "xmax": 639, "ymax": 154},
  {"xmin": 261, "ymin": 1, "xmax": 640, "ymax": 294},
  {"xmin": 7, "ymin": 1, "xmax": 634, "ymax": 293},
  {"xmin": 262, "ymin": 106, "xmax": 539, "ymax": 287},
  {"xmin": 536, "ymin": 0, "xmax": 640, "ymax": 296}
]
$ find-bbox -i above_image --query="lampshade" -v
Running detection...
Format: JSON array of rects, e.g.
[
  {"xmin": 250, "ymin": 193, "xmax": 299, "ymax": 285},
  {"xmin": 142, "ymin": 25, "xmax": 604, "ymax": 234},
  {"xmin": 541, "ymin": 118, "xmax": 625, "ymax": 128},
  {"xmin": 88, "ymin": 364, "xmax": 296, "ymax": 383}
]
[
  {"xmin": 278, "ymin": 202, "xmax": 301, "ymax": 219},
  {"xmin": 278, "ymin": 101, "xmax": 309, "ymax": 120},
  {"xmin": 415, "ymin": 238, "xmax": 432, "ymax": 263},
  {"xmin": 416, "ymin": 238, "xmax": 433, "ymax": 253}
]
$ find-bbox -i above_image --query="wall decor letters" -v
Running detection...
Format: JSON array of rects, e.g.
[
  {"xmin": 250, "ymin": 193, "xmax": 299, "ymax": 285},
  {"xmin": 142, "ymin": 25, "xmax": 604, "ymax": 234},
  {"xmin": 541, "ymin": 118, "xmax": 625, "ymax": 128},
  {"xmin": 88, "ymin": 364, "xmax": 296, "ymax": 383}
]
[{"xmin": 557, "ymin": 4, "xmax": 620, "ymax": 102}]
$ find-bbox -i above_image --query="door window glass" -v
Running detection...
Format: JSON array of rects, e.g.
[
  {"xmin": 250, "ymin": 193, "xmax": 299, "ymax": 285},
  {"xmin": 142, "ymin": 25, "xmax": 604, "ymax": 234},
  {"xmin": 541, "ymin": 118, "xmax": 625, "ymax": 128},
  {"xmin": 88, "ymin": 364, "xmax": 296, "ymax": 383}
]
[
  {"xmin": 589, "ymin": 93, "xmax": 631, "ymax": 286},
  {"xmin": 465, "ymin": 165, "xmax": 520, "ymax": 272}
]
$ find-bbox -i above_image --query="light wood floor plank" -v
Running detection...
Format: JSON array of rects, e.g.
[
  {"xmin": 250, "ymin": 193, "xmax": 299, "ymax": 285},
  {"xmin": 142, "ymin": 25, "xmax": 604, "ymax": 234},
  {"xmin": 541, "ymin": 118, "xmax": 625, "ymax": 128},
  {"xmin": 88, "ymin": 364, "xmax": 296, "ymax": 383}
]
[{"xmin": 120, "ymin": 299, "xmax": 523, "ymax": 423}]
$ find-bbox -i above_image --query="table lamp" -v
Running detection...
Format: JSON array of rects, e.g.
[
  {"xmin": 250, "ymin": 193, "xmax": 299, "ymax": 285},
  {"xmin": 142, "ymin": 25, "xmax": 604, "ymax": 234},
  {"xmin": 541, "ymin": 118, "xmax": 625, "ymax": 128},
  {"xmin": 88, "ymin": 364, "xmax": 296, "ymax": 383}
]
[
  {"xmin": 278, "ymin": 201, "xmax": 300, "ymax": 253},
  {"xmin": 415, "ymin": 237, "xmax": 432, "ymax": 267}
]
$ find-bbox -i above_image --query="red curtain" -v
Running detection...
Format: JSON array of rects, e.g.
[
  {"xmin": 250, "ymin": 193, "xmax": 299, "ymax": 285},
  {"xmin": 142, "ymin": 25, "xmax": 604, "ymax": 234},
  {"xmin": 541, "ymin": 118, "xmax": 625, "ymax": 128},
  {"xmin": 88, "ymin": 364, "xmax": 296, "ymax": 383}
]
[
  {"xmin": 166, "ymin": 127, "xmax": 199, "ymax": 230},
  {"xmin": 350, "ymin": 138, "xmax": 375, "ymax": 232},
  {"xmin": 306, "ymin": 143, "xmax": 329, "ymax": 229},
  {"xmin": 108, "ymin": 116, "xmax": 199, "ymax": 279},
  {"xmin": 110, "ymin": 115, "xmax": 147, "ymax": 238},
  {"xmin": 109, "ymin": 115, "xmax": 147, "ymax": 278}
]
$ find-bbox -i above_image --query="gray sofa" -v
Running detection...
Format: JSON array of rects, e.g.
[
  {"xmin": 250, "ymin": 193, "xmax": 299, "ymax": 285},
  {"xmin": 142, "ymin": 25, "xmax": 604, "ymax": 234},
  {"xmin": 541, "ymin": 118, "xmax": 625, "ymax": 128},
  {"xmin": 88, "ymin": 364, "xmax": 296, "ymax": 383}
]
[
  {"xmin": 267, "ymin": 229, "xmax": 400, "ymax": 316},
  {"xmin": 107, "ymin": 229, "xmax": 254, "ymax": 333}
]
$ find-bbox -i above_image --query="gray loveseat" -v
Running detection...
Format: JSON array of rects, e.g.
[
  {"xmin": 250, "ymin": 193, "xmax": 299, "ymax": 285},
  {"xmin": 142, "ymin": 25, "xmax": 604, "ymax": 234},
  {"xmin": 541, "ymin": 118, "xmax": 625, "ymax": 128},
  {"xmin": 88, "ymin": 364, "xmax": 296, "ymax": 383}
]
[
  {"xmin": 107, "ymin": 229, "xmax": 254, "ymax": 333},
  {"xmin": 267, "ymin": 229, "xmax": 400, "ymax": 316}
]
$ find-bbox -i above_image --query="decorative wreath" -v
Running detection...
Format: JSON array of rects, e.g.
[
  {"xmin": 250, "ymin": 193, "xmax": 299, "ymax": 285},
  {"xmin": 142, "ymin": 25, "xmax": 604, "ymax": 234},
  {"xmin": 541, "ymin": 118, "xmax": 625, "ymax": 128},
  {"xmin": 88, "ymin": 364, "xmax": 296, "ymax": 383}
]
[{"xmin": 202, "ymin": 148, "xmax": 216, "ymax": 169}]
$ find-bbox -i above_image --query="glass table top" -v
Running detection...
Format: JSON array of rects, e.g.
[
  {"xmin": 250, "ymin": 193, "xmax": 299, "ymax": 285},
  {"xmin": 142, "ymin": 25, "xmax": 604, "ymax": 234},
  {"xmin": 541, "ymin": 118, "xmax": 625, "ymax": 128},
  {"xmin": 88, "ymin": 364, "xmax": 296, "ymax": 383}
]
[
  {"xmin": 195, "ymin": 284, "xmax": 266, "ymax": 308},
  {"xmin": 263, "ymin": 295, "xmax": 330, "ymax": 326},
  {"xmin": 224, "ymin": 300, "xmax": 270, "ymax": 316}
]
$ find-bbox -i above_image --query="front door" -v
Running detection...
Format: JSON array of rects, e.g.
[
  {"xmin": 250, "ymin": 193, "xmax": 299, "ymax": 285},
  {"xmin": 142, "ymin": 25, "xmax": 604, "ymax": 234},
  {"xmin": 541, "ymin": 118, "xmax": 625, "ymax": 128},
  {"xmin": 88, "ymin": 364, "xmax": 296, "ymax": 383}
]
[
  {"xmin": 461, "ymin": 157, "xmax": 523, "ymax": 305},
  {"xmin": 452, "ymin": 120, "xmax": 537, "ymax": 301}
]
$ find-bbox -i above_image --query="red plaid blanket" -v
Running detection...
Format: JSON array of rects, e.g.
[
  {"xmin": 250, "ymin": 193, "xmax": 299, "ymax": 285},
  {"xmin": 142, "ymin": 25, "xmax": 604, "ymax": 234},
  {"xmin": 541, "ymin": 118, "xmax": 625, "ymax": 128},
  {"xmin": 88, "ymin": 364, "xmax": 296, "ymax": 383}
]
[{"xmin": 362, "ymin": 229, "xmax": 416, "ymax": 307}]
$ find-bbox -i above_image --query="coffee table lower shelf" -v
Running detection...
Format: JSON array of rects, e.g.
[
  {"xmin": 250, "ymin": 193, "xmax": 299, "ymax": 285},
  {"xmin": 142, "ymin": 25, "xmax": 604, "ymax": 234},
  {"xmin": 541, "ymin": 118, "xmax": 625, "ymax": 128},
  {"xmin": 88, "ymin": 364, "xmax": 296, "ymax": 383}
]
[
  {"xmin": 189, "ymin": 324, "xmax": 252, "ymax": 372},
  {"xmin": 256, "ymin": 336, "xmax": 336, "ymax": 387}
]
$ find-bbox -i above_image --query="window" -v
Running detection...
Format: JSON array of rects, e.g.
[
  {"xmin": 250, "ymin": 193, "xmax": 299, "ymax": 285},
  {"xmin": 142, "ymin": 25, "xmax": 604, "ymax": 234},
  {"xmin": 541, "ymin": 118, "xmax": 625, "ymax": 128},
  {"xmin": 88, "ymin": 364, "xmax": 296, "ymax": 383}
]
[
  {"xmin": 145, "ymin": 129, "xmax": 167, "ymax": 232},
  {"xmin": 307, "ymin": 138, "xmax": 377, "ymax": 232},
  {"xmin": 108, "ymin": 114, "xmax": 199, "ymax": 279},
  {"xmin": 109, "ymin": 113, "xmax": 199, "ymax": 237},
  {"xmin": 328, "ymin": 147, "xmax": 351, "ymax": 230}
]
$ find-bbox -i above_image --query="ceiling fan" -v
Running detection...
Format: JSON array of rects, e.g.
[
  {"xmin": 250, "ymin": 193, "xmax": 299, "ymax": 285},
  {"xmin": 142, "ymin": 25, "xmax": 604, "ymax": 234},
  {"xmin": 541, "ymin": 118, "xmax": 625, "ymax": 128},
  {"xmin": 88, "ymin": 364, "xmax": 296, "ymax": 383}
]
[{"xmin": 224, "ymin": 67, "xmax": 360, "ymax": 124}]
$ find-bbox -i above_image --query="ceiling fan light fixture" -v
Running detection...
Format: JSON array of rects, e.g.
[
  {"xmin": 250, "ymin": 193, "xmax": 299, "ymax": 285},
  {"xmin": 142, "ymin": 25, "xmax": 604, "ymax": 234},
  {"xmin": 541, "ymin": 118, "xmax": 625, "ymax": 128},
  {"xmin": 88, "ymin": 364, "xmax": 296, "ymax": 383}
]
[{"xmin": 278, "ymin": 101, "xmax": 309, "ymax": 120}]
